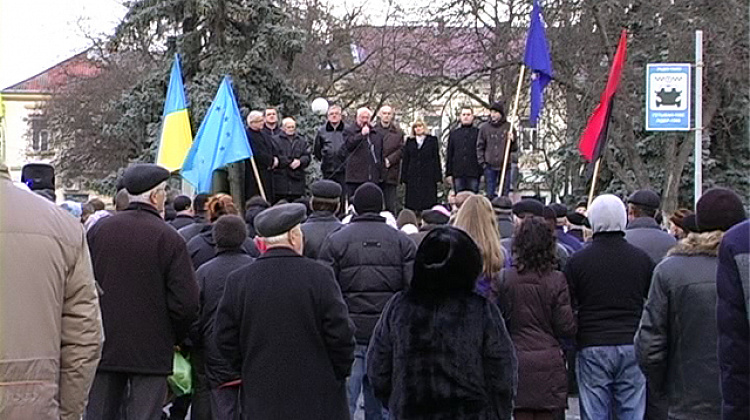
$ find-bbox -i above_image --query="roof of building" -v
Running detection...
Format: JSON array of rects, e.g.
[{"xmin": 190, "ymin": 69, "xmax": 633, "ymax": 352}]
[{"xmin": 2, "ymin": 50, "xmax": 101, "ymax": 94}]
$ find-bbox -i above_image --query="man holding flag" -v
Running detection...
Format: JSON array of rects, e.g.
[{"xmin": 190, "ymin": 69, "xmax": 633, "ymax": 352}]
[{"xmin": 182, "ymin": 76, "xmax": 253, "ymax": 194}]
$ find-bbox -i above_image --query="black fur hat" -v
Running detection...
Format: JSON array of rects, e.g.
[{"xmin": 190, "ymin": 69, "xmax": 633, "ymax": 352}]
[{"xmin": 410, "ymin": 226, "xmax": 482, "ymax": 299}]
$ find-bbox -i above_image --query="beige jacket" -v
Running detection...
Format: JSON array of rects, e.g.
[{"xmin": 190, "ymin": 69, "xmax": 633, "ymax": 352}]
[{"xmin": 0, "ymin": 164, "xmax": 103, "ymax": 419}]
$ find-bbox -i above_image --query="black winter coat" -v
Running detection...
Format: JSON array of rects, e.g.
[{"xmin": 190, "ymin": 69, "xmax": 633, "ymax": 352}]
[
  {"xmin": 564, "ymin": 232, "xmax": 655, "ymax": 348},
  {"xmin": 271, "ymin": 132, "xmax": 311, "ymax": 197},
  {"xmin": 499, "ymin": 268, "xmax": 576, "ymax": 410},
  {"xmin": 401, "ymin": 136, "xmax": 442, "ymax": 212},
  {"xmin": 342, "ymin": 124, "xmax": 384, "ymax": 184},
  {"xmin": 215, "ymin": 248, "xmax": 355, "ymax": 420},
  {"xmin": 187, "ymin": 224, "xmax": 260, "ymax": 269},
  {"xmin": 301, "ymin": 211, "xmax": 343, "ymax": 259},
  {"xmin": 245, "ymin": 128, "xmax": 276, "ymax": 201},
  {"xmin": 196, "ymin": 249, "xmax": 255, "ymax": 387},
  {"xmin": 446, "ymin": 124, "xmax": 482, "ymax": 178},
  {"xmin": 374, "ymin": 122, "xmax": 405, "ymax": 185},
  {"xmin": 635, "ymin": 232, "xmax": 723, "ymax": 419},
  {"xmin": 87, "ymin": 202, "xmax": 200, "ymax": 375},
  {"xmin": 170, "ymin": 214, "xmax": 196, "ymax": 230},
  {"xmin": 367, "ymin": 291, "xmax": 517, "ymax": 420},
  {"xmin": 314, "ymin": 122, "xmax": 346, "ymax": 179},
  {"xmin": 319, "ymin": 213, "xmax": 417, "ymax": 344},
  {"xmin": 178, "ymin": 221, "xmax": 208, "ymax": 243}
]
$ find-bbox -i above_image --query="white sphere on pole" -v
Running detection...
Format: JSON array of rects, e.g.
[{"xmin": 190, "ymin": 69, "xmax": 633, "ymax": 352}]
[{"xmin": 311, "ymin": 97, "xmax": 329, "ymax": 115}]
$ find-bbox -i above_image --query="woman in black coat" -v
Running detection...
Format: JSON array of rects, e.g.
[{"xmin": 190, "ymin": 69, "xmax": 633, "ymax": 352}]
[
  {"xmin": 401, "ymin": 120, "xmax": 442, "ymax": 212},
  {"xmin": 367, "ymin": 226, "xmax": 517, "ymax": 420}
]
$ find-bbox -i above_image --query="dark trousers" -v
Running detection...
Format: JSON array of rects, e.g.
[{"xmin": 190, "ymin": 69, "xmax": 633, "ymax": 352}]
[
  {"xmin": 453, "ymin": 176, "xmax": 479, "ymax": 193},
  {"xmin": 211, "ymin": 386, "xmax": 241, "ymax": 420},
  {"xmin": 191, "ymin": 348, "xmax": 213, "ymax": 420},
  {"xmin": 381, "ymin": 183, "xmax": 398, "ymax": 214},
  {"xmin": 85, "ymin": 371, "xmax": 167, "ymax": 420},
  {"xmin": 514, "ymin": 409, "xmax": 555, "ymax": 420}
]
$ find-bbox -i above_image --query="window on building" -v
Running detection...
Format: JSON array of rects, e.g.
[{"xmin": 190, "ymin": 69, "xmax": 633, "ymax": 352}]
[{"xmin": 30, "ymin": 118, "xmax": 50, "ymax": 152}]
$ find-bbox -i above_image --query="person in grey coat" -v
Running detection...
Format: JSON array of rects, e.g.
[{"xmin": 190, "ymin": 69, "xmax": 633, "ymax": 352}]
[
  {"xmin": 301, "ymin": 180, "xmax": 344, "ymax": 259},
  {"xmin": 625, "ymin": 190, "xmax": 676, "ymax": 263},
  {"xmin": 635, "ymin": 188, "xmax": 747, "ymax": 420}
]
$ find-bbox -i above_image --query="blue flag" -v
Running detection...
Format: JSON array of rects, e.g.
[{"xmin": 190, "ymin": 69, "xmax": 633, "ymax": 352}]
[
  {"xmin": 182, "ymin": 76, "xmax": 253, "ymax": 193},
  {"xmin": 524, "ymin": 0, "xmax": 553, "ymax": 127}
]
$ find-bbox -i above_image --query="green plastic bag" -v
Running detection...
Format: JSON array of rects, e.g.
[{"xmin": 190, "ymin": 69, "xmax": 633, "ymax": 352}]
[{"xmin": 167, "ymin": 352, "xmax": 192, "ymax": 396}]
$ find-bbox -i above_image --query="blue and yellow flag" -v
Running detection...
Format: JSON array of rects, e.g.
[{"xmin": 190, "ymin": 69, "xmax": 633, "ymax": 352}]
[
  {"xmin": 181, "ymin": 76, "xmax": 253, "ymax": 193},
  {"xmin": 156, "ymin": 54, "xmax": 193, "ymax": 171}
]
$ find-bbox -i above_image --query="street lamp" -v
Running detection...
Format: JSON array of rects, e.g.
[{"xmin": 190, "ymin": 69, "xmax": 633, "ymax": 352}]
[{"xmin": 311, "ymin": 97, "xmax": 329, "ymax": 115}]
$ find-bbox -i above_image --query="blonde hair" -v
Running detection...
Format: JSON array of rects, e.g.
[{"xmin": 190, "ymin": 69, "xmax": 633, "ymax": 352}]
[
  {"xmin": 453, "ymin": 195, "xmax": 505, "ymax": 275},
  {"xmin": 411, "ymin": 120, "xmax": 427, "ymax": 136}
]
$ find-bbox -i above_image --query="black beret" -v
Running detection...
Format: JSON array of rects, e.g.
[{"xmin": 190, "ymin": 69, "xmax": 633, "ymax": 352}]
[
  {"xmin": 122, "ymin": 164, "xmax": 170, "ymax": 195},
  {"xmin": 421, "ymin": 209, "xmax": 450, "ymax": 225},
  {"xmin": 550, "ymin": 203, "xmax": 568, "ymax": 218},
  {"xmin": 254, "ymin": 203, "xmax": 307, "ymax": 237},
  {"xmin": 566, "ymin": 211, "xmax": 590, "ymax": 228},
  {"xmin": 512, "ymin": 199, "xmax": 545, "ymax": 217},
  {"xmin": 311, "ymin": 180, "xmax": 342, "ymax": 199},
  {"xmin": 628, "ymin": 189, "xmax": 661, "ymax": 209},
  {"xmin": 696, "ymin": 188, "xmax": 746, "ymax": 232},
  {"xmin": 491, "ymin": 196, "xmax": 513, "ymax": 210}
]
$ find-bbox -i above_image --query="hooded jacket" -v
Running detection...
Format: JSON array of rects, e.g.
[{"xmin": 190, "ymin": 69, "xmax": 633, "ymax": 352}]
[
  {"xmin": 635, "ymin": 231, "xmax": 724, "ymax": 420},
  {"xmin": 476, "ymin": 118, "xmax": 511, "ymax": 170},
  {"xmin": 0, "ymin": 167, "xmax": 103, "ymax": 420}
]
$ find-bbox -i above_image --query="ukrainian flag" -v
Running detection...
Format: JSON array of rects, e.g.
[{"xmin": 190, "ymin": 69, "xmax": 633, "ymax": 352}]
[{"xmin": 156, "ymin": 54, "xmax": 193, "ymax": 171}]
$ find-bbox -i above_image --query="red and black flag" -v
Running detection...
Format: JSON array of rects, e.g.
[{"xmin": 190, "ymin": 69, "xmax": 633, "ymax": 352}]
[{"xmin": 579, "ymin": 29, "xmax": 628, "ymax": 163}]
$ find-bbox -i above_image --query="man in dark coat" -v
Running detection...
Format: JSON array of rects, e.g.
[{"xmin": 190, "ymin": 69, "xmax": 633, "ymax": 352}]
[
  {"xmin": 301, "ymin": 180, "xmax": 344, "ymax": 259},
  {"xmin": 245, "ymin": 110, "xmax": 277, "ymax": 203},
  {"xmin": 170, "ymin": 195, "xmax": 195, "ymax": 230},
  {"xmin": 564, "ymin": 194, "xmax": 654, "ymax": 420},
  {"xmin": 215, "ymin": 203, "xmax": 355, "ymax": 419},
  {"xmin": 477, "ymin": 101, "xmax": 513, "ymax": 199},
  {"xmin": 624, "ymin": 189, "xmax": 677, "ymax": 263},
  {"xmin": 187, "ymin": 222, "xmax": 260, "ymax": 269},
  {"xmin": 492, "ymin": 196, "xmax": 514, "ymax": 239},
  {"xmin": 262, "ymin": 107, "xmax": 281, "ymax": 137},
  {"xmin": 85, "ymin": 164, "xmax": 200, "ymax": 419},
  {"xmin": 635, "ymin": 188, "xmax": 747, "ymax": 420},
  {"xmin": 196, "ymin": 215, "xmax": 255, "ymax": 420},
  {"xmin": 271, "ymin": 117, "xmax": 311, "ymax": 203},
  {"xmin": 717, "ymin": 218, "xmax": 750, "ymax": 420},
  {"xmin": 319, "ymin": 183, "xmax": 417, "ymax": 419},
  {"xmin": 342, "ymin": 108, "xmax": 385, "ymax": 198},
  {"xmin": 373, "ymin": 105, "xmax": 404, "ymax": 213},
  {"xmin": 178, "ymin": 193, "xmax": 211, "ymax": 242},
  {"xmin": 446, "ymin": 106, "xmax": 482, "ymax": 193},
  {"xmin": 314, "ymin": 105, "xmax": 347, "ymax": 210}
]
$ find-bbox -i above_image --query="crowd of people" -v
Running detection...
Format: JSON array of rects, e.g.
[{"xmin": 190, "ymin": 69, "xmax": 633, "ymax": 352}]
[{"xmin": 0, "ymin": 102, "xmax": 749, "ymax": 420}]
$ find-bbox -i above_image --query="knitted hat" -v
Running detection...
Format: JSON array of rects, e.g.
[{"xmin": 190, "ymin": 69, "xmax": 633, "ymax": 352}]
[
  {"xmin": 588, "ymin": 194, "xmax": 627, "ymax": 234},
  {"xmin": 353, "ymin": 182, "xmax": 384, "ymax": 214},
  {"xmin": 213, "ymin": 215, "xmax": 247, "ymax": 249},
  {"xmin": 489, "ymin": 101, "xmax": 505, "ymax": 113},
  {"xmin": 173, "ymin": 195, "xmax": 192, "ymax": 212},
  {"xmin": 696, "ymin": 188, "xmax": 746, "ymax": 232}
]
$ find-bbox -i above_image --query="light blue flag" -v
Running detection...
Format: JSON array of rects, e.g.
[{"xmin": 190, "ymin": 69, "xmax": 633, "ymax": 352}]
[{"xmin": 182, "ymin": 76, "xmax": 253, "ymax": 193}]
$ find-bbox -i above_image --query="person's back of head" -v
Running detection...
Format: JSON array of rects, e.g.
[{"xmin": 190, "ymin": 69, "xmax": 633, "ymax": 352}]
[
  {"xmin": 454, "ymin": 195, "xmax": 504, "ymax": 276},
  {"xmin": 207, "ymin": 194, "xmax": 238, "ymax": 223},
  {"xmin": 173, "ymin": 195, "xmax": 192, "ymax": 213},
  {"xmin": 87, "ymin": 198, "xmax": 106, "ymax": 212},
  {"xmin": 114, "ymin": 189, "xmax": 130, "ymax": 212},
  {"xmin": 409, "ymin": 226, "xmax": 482, "ymax": 301},
  {"xmin": 397, "ymin": 209, "xmax": 418, "ymax": 230},
  {"xmin": 353, "ymin": 182, "xmax": 384, "ymax": 215},
  {"xmin": 512, "ymin": 216, "xmax": 558, "ymax": 274},
  {"xmin": 627, "ymin": 190, "xmax": 660, "ymax": 220},
  {"xmin": 588, "ymin": 194, "xmax": 627, "ymax": 235},
  {"xmin": 213, "ymin": 215, "xmax": 248, "ymax": 250},
  {"xmin": 193, "ymin": 193, "xmax": 210, "ymax": 216}
]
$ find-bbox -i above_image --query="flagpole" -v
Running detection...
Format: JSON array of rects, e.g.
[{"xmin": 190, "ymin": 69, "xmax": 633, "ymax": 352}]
[
  {"xmin": 498, "ymin": 64, "xmax": 526, "ymax": 197},
  {"xmin": 249, "ymin": 157, "xmax": 267, "ymax": 202},
  {"xmin": 587, "ymin": 158, "xmax": 602, "ymax": 207}
]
